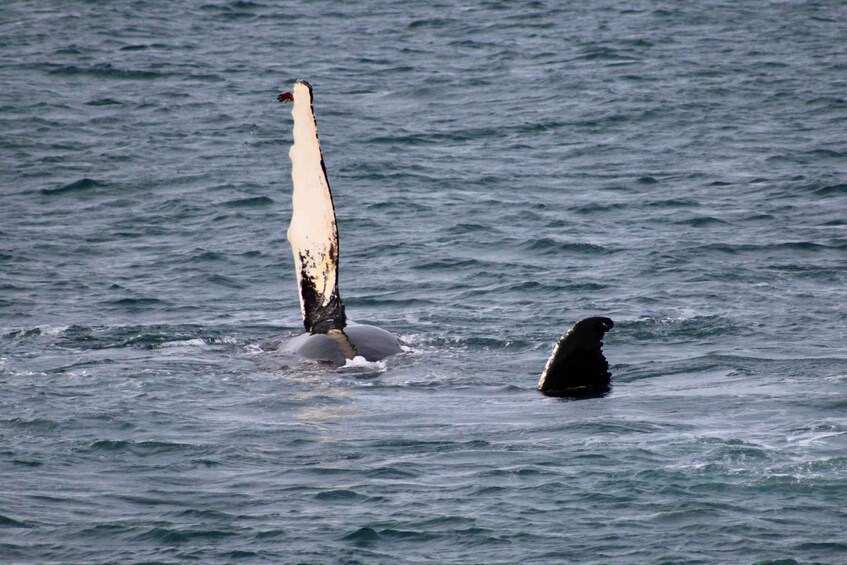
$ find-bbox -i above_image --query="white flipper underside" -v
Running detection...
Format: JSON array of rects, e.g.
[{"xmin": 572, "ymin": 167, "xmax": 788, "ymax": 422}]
[{"xmin": 286, "ymin": 80, "xmax": 345, "ymax": 333}]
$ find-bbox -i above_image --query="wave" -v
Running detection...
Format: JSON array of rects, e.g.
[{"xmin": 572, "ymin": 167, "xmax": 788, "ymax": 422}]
[
  {"xmin": 522, "ymin": 238, "xmax": 609, "ymax": 255},
  {"xmin": 47, "ymin": 63, "xmax": 169, "ymax": 80},
  {"xmin": 222, "ymin": 196, "xmax": 274, "ymax": 208},
  {"xmin": 41, "ymin": 178, "xmax": 105, "ymax": 195},
  {"xmin": 812, "ymin": 183, "xmax": 847, "ymax": 196}
]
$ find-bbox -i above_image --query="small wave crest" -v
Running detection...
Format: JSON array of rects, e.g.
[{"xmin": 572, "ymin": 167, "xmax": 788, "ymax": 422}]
[
  {"xmin": 159, "ymin": 338, "xmax": 207, "ymax": 348},
  {"xmin": 3, "ymin": 325, "xmax": 70, "ymax": 339},
  {"xmin": 158, "ymin": 336, "xmax": 240, "ymax": 348},
  {"xmin": 41, "ymin": 178, "xmax": 105, "ymax": 195},
  {"xmin": 47, "ymin": 62, "xmax": 167, "ymax": 80},
  {"xmin": 222, "ymin": 196, "xmax": 274, "ymax": 208}
]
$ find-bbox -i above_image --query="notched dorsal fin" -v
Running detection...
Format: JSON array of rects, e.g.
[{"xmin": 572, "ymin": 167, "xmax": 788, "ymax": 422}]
[
  {"xmin": 538, "ymin": 317, "xmax": 614, "ymax": 397},
  {"xmin": 285, "ymin": 79, "xmax": 347, "ymax": 334}
]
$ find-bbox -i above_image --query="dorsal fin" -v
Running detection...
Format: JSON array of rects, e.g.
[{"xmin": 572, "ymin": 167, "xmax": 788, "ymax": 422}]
[
  {"xmin": 538, "ymin": 317, "xmax": 614, "ymax": 396},
  {"xmin": 285, "ymin": 80, "xmax": 347, "ymax": 335}
]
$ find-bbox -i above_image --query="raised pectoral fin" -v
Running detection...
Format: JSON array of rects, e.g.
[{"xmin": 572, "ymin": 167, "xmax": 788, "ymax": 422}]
[
  {"xmin": 538, "ymin": 317, "xmax": 614, "ymax": 395},
  {"xmin": 285, "ymin": 79, "xmax": 347, "ymax": 333}
]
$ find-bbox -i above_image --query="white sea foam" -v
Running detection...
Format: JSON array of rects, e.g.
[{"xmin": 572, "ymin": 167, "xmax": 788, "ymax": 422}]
[
  {"xmin": 786, "ymin": 427, "xmax": 845, "ymax": 447},
  {"xmin": 209, "ymin": 336, "xmax": 239, "ymax": 345},
  {"xmin": 243, "ymin": 343, "xmax": 264, "ymax": 355},
  {"xmin": 339, "ymin": 356, "xmax": 386, "ymax": 372},
  {"xmin": 4, "ymin": 325, "xmax": 70, "ymax": 337},
  {"xmin": 159, "ymin": 338, "xmax": 206, "ymax": 348},
  {"xmin": 37, "ymin": 325, "xmax": 70, "ymax": 336}
]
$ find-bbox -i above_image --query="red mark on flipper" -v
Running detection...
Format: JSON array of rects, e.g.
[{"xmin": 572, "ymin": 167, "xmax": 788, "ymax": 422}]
[{"xmin": 278, "ymin": 91, "xmax": 293, "ymax": 103}]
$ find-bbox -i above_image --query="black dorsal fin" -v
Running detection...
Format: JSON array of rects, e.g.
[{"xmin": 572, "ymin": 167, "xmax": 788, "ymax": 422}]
[{"xmin": 538, "ymin": 317, "xmax": 614, "ymax": 397}]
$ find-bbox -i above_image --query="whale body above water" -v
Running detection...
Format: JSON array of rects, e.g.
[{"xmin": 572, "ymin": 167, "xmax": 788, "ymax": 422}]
[
  {"xmin": 277, "ymin": 80, "xmax": 612, "ymax": 396},
  {"xmin": 277, "ymin": 81, "xmax": 403, "ymax": 365}
]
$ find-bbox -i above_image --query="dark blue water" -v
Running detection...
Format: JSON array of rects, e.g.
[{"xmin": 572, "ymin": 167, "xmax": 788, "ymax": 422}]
[{"xmin": 2, "ymin": 1, "xmax": 846, "ymax": 563}]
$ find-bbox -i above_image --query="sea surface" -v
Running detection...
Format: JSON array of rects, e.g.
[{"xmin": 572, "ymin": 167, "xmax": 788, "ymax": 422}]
[{"xmin": 2, "ymin": 1, "xmax": 846, "ymax": 563}]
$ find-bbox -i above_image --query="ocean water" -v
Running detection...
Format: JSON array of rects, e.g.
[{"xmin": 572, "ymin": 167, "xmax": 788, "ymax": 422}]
[{"xmin": 2, "ymin": 1, "xmax": 846, "ymax": 563}]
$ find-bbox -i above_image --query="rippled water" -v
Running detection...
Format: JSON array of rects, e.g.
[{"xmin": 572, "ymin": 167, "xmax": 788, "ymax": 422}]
[{"xmin": 2, "ymin": 1, "xmax": 846, "ymax": 563}]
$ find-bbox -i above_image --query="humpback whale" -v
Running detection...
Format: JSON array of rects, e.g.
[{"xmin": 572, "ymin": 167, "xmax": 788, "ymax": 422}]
[
  {"xmin": 277, "ymin": 80, "xmax": 402, "ymax": 365},
  {"xmin": 277, "ymin": 80, "xmax": 613, "ymax": 394}
]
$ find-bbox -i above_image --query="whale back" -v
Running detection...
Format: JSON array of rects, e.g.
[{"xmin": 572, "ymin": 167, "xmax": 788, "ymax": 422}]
[{"xmin": 284, "ymin": 324, "xmax": 402, "ymax": 365}]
